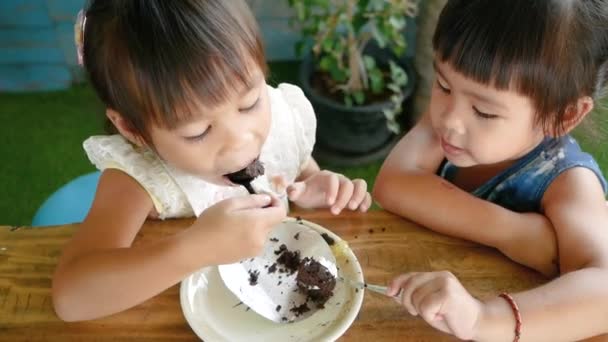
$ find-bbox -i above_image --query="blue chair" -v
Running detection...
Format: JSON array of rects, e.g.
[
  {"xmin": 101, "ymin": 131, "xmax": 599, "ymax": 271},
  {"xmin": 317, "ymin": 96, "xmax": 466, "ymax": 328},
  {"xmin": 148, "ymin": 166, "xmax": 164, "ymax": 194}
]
[{"xmin": 32, "ymin": 171, "xmax": 101, "ymax": 227}]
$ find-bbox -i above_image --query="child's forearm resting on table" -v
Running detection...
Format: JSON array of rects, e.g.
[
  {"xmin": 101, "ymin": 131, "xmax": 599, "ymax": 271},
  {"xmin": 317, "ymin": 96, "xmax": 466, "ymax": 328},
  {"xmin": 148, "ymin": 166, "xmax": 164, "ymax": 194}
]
[
  {"xmin": 52, "ymin": 229, "xmax": 213, "ymax": 322},
  {"xmin": 373, "ymin": 171, "xmax": 558, "ymax": 276}
]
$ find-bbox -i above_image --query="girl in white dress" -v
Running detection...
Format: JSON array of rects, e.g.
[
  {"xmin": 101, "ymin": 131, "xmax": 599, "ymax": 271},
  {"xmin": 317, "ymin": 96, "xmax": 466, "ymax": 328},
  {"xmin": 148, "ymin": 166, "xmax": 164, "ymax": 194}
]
[{"xmin": 53, "ymin": 0, "xmax": 371, "ymax": 322}]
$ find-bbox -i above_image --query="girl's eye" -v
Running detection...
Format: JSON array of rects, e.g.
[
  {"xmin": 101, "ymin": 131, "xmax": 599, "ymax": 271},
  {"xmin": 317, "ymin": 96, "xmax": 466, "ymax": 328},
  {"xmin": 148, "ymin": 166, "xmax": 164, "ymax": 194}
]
[
  {"xmin": 240, "ymin": 97, "xmax": 260, "ymax": 113},
  {"xmin": 473, "ymin": 107, "xmax": 498, "ymax": 120},
  {"xmin": 185, "ymin": 127, "xmax": 210, "ymax": 142},
  {"xmin": 436, "ymin": 79, "xmax": 451, "ymax": 94}
]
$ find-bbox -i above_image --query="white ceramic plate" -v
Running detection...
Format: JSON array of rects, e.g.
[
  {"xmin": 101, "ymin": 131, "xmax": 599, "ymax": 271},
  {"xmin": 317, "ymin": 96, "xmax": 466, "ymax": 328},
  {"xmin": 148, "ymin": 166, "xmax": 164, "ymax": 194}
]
[
  {"xmin": 218, "ymin": 220, "xmax": 338, "ymax": 323},
  {"xmin": 180, "ymin": 217, "xmax": 364, "ymax": 342}
]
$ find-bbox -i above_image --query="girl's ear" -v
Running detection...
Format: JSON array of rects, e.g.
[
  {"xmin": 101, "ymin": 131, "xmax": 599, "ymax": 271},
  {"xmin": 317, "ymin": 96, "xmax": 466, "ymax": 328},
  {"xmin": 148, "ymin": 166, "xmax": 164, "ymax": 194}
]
[
  {"xmin": 550, "ymin": 96, "xmax": 594, "ymax": 136},
  {"xmin": 105, "ymin": 108, "xmax": 146, "ymax": 147}
]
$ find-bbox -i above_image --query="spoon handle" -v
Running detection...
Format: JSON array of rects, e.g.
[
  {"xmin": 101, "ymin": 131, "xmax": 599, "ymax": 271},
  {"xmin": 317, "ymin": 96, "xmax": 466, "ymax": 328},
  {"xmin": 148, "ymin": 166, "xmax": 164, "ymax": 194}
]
[
  {"xmin": 339, "ymin": 277, "xmax": 399, "ymax": 297},
  {"xmin": 243, "ymin": 182, "xmax": 257, "ymax": 195}
]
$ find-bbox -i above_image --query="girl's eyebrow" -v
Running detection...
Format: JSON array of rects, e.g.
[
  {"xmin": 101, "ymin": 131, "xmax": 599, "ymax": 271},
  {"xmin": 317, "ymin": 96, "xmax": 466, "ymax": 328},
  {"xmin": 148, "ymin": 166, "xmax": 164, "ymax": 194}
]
[{"xmin": 433, "ymin": 60, "xmax": 508, "ymax": 111}]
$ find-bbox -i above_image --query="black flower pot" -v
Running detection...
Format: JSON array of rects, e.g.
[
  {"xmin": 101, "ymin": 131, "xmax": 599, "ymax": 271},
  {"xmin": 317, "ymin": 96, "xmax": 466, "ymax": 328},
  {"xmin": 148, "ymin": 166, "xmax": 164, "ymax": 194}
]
[{"xmin": 299, "ymin": 52, "xmax": 416, "ymax": 165}]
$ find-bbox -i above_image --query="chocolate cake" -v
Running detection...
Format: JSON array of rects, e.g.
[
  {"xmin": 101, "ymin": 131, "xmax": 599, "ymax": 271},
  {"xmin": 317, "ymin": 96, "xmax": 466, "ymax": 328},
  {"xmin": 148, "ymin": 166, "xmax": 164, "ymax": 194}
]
[
  {"xmin": 296, "ymin": 257, "xmax": 336, "ymax": 308},
  {"xmin": 225, "ymin": 159, "xmax": 264, "ymax": 194}
]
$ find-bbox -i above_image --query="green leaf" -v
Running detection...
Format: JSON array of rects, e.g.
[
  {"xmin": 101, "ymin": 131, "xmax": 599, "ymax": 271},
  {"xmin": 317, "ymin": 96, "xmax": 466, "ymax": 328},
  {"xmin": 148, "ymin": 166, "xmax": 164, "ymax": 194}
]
[
  {"xmin": 295, "ymin": 2, "xmax": 306, "ymax": 21},
  {"xmin": 371, "ymin": 26, "xmax": 387, "ymax": 48},
  {"xmin": 387, "ymin": 83, "xmax": 401, "ymax": 93},
  {"xmin": 389, "ymin": 16, "xmax": 406, "ymax": 30},
  {"xmin": 382, "ymin": 108, "xmax": 395, "ymax": 120},
  {"xmin": 369, "ymin": 69, "xmax": 384, "ymax": 94},
  {"xmin": 322, "ymin": 39, "xmax": 333, "ymax": 53},
  {"xmin": 295, "ymin": 41, "xmax": 306, "ymax": 57},
  {"xmin": 344, "ymin": 95, "xmax": 353, "ymax": 107},
  {"xmin": 363, "ymin": 55, "xmax": 376, "ymax": 70},
  {"xmin": 353, "ymin": 90, "xmax": 365, "ymax": 105},
  {"xmin": 329, "ymin": 66, "xmax": 348, "ymax": 83},
  {"xmin": 319, "ymin": 56, "xmax": 334, "ymax": 71},
  {"xmin": 389, "ymin": 61, "xmax": 408, "ymax": 86},
  {"xmin": 387, "ymin": 120, "xmax": 401, "ymax": 134}
]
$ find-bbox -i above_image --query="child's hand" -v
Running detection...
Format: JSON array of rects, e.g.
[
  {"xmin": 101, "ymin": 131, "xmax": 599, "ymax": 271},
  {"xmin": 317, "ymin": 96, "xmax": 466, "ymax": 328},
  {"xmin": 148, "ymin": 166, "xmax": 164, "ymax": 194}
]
[
  {"xmin": 387, "ymin": 271, "xmax": 483, "ymax": 341},
  {"xmin": 283, "ymin": 171, "xmax": 372, "ymax": 214},
  {"xmin": 185, "ymin": 194, "xmax": 287, "ymax": 265}
]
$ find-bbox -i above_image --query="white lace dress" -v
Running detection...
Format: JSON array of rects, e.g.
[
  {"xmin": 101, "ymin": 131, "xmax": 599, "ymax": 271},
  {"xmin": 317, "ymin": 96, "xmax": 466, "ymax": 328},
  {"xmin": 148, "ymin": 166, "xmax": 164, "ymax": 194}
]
[{"xmin": 83, "ymin": 83, "xmax": 316, "ymax": 219}]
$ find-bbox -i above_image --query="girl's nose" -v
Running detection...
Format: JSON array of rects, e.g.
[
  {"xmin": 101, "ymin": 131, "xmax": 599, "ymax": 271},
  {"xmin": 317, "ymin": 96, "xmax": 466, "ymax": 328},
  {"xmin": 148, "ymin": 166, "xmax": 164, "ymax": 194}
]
[{"xmin": 219, "ymin": 119, "xmax": 256, "ymax": 153}]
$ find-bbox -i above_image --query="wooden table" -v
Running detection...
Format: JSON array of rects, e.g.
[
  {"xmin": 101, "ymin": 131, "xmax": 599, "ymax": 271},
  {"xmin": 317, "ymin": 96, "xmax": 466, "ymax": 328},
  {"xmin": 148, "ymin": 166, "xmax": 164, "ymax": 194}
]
[{"xmin": 0, "ymin": 210, "xmax": 546, "ymax": 341}]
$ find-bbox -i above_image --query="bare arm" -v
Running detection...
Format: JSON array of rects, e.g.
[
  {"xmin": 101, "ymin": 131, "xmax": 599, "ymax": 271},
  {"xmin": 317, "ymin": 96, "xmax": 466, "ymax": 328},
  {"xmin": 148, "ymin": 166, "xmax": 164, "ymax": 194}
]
[
  {"xmin": 51, "ymin": 170, "xmax": 203, "ymax": 321},
  {"xmin": 475, "ymin": 167, "xmax": 608, "ymax": 342},
  {"xmin": 52, "ymin": 169, "xmax": 286, "ymax": 321},
  {"xmin": 373, "ymin": 113, "xmax": 558, "ymax": 276}
]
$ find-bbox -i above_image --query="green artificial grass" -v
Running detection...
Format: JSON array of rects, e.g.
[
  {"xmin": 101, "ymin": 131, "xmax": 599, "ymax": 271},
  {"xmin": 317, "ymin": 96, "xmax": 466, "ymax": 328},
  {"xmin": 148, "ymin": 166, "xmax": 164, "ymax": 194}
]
[
  {"xmin": 0, "ymin": 61, "xmax": 606, "ymax": 226},
  {"xmin": 0, "ymin": 85, "xmax": 105, "ymax": 226}
]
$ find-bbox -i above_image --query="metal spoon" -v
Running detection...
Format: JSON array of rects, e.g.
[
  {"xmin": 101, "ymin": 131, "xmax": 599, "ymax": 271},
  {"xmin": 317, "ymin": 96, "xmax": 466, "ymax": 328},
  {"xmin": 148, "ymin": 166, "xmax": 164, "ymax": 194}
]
[{"xmin": 338, "ymin": 276, "xmax": 401, "ymax": 298}]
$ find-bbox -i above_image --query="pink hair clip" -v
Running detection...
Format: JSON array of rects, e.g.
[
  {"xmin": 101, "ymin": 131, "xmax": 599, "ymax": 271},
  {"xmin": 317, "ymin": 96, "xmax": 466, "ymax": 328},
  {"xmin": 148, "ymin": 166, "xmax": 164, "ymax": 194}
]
[{"xmin": 74, "ymin": 10, "xmax": 87, "ymax": 66}]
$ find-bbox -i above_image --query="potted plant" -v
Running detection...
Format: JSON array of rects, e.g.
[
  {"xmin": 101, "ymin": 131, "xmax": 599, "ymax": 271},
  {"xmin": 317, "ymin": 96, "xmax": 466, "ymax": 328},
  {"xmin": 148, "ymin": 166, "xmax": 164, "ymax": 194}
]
[{"xmin": 287, "ymin": 0, "xmax": 419, "ymax": 164}]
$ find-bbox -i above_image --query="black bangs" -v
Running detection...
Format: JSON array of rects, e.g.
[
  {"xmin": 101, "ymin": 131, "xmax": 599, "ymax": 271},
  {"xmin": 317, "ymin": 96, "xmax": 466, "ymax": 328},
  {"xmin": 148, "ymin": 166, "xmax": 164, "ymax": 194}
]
[
  {"xmin": 433, "ymin": 0, "xmax": 549, "ymax": 90},
  {"xmin": 84, "ymin": 0, "xmax": 267, "ymax": 139},
  {"xmin": 432, "ymin": 0, "xmax": 607, "ymax": 135}
]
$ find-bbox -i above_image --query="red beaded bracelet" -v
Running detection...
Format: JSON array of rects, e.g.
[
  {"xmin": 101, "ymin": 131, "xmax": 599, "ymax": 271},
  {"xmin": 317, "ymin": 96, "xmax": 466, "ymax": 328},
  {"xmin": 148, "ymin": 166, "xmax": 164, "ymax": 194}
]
[{"xmin": 499, "ymin": 293, "xmax": 522, "ymax": 342}]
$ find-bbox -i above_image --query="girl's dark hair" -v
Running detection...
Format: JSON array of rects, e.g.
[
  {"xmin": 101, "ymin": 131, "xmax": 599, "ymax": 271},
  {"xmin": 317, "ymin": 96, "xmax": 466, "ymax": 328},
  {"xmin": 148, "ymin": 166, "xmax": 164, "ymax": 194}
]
[
  {"xmin": 433, "ymin": 0, "xmax": 608, "ymax": 135},
  {"xmin": 82, "ymin": 0, "xmax": 267, "ymax": 141}
]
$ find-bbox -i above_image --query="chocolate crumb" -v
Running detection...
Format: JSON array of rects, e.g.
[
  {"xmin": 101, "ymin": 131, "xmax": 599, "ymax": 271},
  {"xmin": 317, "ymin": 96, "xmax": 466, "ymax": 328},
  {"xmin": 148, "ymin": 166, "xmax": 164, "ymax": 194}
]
[
  {"xmin": 276, "ymin": 248, "xmax": 301, "ymax": 274},
  {"xmin": 233, "ymin": 301, "xmax": 243, "ymax": 308},
  {"xmin": 267, "ymin": 263, "xmax": 277, "ymax": 274},
  {"xmin": 296, "ymin": 216, "xmax": 303, "ymax": 223},
  {"xmin": 277, "ymin": 281, "xmax": 282, "ymax": 286},
  {"xmin": 245, "ymin": 306, "xmax": 251, "ymax": 312},
  {"xmin": 276, "ymin": 305, "xmax": 282, "ymax": 312},
  {"xmin": 274, "ymin": 244, "xmax": 287, "ymax": 255},
  {"xmin": 248, "ymin": 270, "xmax": 260, "ymax": 286},
  {"xmin": 270, "ymin": 237, "xmax": 279, "ymax": 242},
  {"xmin": 321, "ymin": 233, "xmax": 335, "ymax": 246},
  {"xmin": 294, "ymin": 232, "xmax": 300, "ymax": 240},
  {"xmin": 290, "ymin": 302, "xmax": 311, "ymax": 316}
]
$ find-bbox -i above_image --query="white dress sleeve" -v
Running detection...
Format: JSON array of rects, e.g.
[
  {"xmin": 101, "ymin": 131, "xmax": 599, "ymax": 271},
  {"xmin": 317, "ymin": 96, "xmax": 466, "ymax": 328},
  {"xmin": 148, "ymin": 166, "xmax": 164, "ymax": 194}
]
[
  {"xmin": 276, "ymin": 83, "xmax": 317, "ymax": 173},
  {"xmin": 82, "ymin": 135, "xmax": 193, "ymax": 219}
]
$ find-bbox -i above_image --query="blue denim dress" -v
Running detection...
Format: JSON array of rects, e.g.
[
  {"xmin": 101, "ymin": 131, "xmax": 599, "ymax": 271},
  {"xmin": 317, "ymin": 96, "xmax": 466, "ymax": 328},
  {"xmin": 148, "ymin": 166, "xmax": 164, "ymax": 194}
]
[{"xmin": 439, "ymin": 135, "xmax": 607, "ymax": 212}]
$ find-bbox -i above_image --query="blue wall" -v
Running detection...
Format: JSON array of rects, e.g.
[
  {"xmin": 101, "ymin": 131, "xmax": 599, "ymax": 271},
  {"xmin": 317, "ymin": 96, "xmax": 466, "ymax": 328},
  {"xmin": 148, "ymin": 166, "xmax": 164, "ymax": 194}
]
[
  {"xmin": 0, "ymin": 0, "xmax": 85, "ymax": 92},
  {"xmin": 0, "ymin": 0, "xmax": 415, "ymax": 92}
]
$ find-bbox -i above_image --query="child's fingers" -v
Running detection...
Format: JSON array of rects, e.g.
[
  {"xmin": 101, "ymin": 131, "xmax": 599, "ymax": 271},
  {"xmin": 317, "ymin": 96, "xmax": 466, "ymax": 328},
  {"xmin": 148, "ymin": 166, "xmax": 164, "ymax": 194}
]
[
  {"xmin": 358, "ymin": 193, "xmax": 372, "ymax": 212},
  {"xmin": 398, "ymin": 273, "xmax": 438, "ymax": 316},
  {"xmin": 331, "ymin": 176, "xmax": 354, "ymax": 215},
  {"xmin": 418, "ymin": 291, "xmax": 448, "ymax": 328},
  {"xmin": 225, "ymin": 194, "xmax": 272, "ymax": 211},
  {"xmin": 387, "ymin": 273, "xmax": 417, "ymax": 296},
  {"xmin": 326, "ymin": 172, "xmax": 340, "ymax": 206},
  {"xmin": 348, "ymin": 179, "xmax": 368, "ymax": 210},
  {"xmin": 411, "ymin": 277, "xmax": 444, "ymax": 316},
  {"xmin": 246, "ymin": 195, "xmax": 287, "ymax": 225},
  {"xmin": 287, "ymin": 182, "xmax": 306, "ymax": 201}
]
